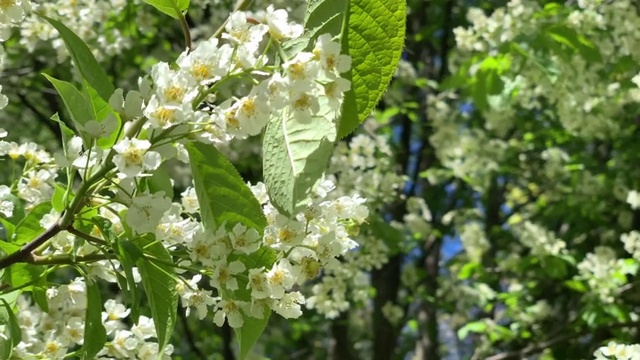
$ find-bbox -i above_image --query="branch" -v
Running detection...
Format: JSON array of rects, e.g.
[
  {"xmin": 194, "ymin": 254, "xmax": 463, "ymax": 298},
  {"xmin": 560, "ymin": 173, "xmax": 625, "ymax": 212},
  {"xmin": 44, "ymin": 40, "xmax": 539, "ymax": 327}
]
[
  {"xmin": 0, "ymin": 223, "xmax": 62, "ymax": 270},
  {"xmin": 485, "ymin": 321, "xmax": 640, "ymax": 360},
  {"xmin": 27, "ymin": 252, "xmax": 114, "ymax": 266}
]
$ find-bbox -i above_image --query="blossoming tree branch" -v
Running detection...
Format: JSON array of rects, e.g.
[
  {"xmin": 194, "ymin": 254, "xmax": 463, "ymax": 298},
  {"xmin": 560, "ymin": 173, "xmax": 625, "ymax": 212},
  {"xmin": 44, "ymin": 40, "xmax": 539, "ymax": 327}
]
[{"xmin": 0, "ymin": 0, "xmax": 405, "ymax": 358}]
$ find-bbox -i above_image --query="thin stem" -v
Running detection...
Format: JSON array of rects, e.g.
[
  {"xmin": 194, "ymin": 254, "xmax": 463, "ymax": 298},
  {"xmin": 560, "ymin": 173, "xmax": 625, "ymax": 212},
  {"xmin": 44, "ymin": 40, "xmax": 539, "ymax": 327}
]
[
  {"xmin": 67, "ymin": 226, "xmax": 108, "ymax": 247},
  {"xmin": 28, "ymin": 252, "xmax": 114, "ymax": 266},
  {"xmin": 143, "ymin": 254, "xmax": 203, "ymax": 273},
  {"xmin": 179, "ymin": 12, "xmax": 192, "ymax": 51}
]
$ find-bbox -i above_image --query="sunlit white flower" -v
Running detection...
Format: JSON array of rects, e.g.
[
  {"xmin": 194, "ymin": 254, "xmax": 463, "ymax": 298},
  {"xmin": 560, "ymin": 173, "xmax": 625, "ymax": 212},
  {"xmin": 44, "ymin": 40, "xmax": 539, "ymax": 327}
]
[
  {"xmin": 235, "ymin": 87, "xmax": 271, "ymax": 136},
  {"xmin": 271, "ymin": 291, "xmax": 305, "ymax": 318},
  {"xmin": 17, "ymin": 169, "xmax": 54, "ymax": 204},
  {"xmin": 126, "ymin": 193, "xmax": 172, "ymax": 235},
  {"xmin": 150, "ymin": 62, "xmax": 197, "ymax": 105},
  {"xmin": 627, "ymin": 190, "xmax": 640, "ymax": 210},
  {"xmin": 131, "ymin": 315, "xmax": 156, "ymax": 340},
  {"xmin": 264, "ymin": 5, "xmax": 303, "ymax": 41},
  {"xmin": 62, "ymin": 317, "xmax": 84, "ymax": 345},
  {"xmin": 181, "ymin": 186, "xmax": 200, "ymax": 213},
  {"xmin": 229, "ymin": 223, "xmax": 260, "ymax": 254},
  {"xmin": 113, "ymin": 137, "xmax": 162, "ymax": 178},
  {"xmin": 267, "ymin": 259, "xmax": 299, "ymax": 298},
  {"xmin": 0, "ymin": 185, "xmax": 13, "ymax": 217},
  {"xmin": 247, "ymin": 267, "xmax": 270, "ymax": 299},
  {"xmin": 210, "ymin": 260, "xmax": 246, "ymax": 291},
  {"xmin": 178, "ymin": 38, "xmax": 232, "ymax": 85},
  {"xmin": 283, "ymin": 52, "xmax": 319, "ymax": 82},
  {"xmin": 213, "ymin": 299, "xmax": 247, "ymax": 328},
  {"xmin": 156, "ymin": 203, "xmax": 200, "ymax": 246},
  {"xmin": 224, "ymin": 11, "xmax": 268, "ymax": 48},
  {"xmin": 313, "ymin": 34, "xmax": 352, "ymax": 76}
]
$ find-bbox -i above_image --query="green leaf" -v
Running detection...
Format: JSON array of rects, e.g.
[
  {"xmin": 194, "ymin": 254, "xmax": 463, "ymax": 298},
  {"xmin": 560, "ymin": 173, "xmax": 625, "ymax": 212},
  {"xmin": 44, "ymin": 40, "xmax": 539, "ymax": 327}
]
[
  {"xmin": 186, "ymin": 142, "xmax": 267, "ymax": 232},
  {"xmin": 230, "ymin": 247, "xmax": 276, "ymax": 359},
  {"xmin": 337, "ymin": 0, "xmax": 406, "ymax": 138},
  {"xmin": 0, "ymin": 296, "xmax": 21, "ymax": 359},
  {"xmin": 52, "ymin": 184, "xmax": 68, "ymax": 213},
  {"xmin": 43, "ymin": 74, "xmax": 93, "ymax": 130},
  {"xmin": 82, "ymin": 81, "xmax": 121, "ymax": 148},
  {"xmin": 0, "ymin": 218, "xmax": 15, "ymax": 242},
  {"xmin": 457, "ymin": 320, "xmax": 487, "ymax": 340},
  {"xmin": 50, "ymin": 112, "xmax": 77, "ymax": 159},
  {"xmin": 82, "ymin": 277, "xmax": 107, "ymax": 360},
  {"xmin": 237, "ymin": 308, "xmax": 271, "ymax": 360},
  {"xmin": 13, "ymin": 202, "xmax": 52, "ymax": 246},
  {"xmin": 4, "ymin": 263, "xmax": 45, "ymax": 289},
  {"xmin": 564, "ymin": 279, "xmax": 587, "ymax": 292},
  {"xmin": 458, "ymin": 262, "xmax": 480, "ymax": 280},
  {"xmin": 545, "ymin": 25, "xmax": 601, "ymax": 62},
  {"xmin": 39, "ymin": 15, "xmax": 114, "ymax": 101},
  {"xmin": 283, "ymin": 0, "xmax": 346, "ymax": 55},
  {"xmin": 31, "ymin": 287, "xmax": 49, "ymax": 312},
  {"xmin": 0, "ymin": 242, "xmax": 19, "ymax": 259},
  {"xmin": 146, "ymin": 163, "xmax": 174, "ymax": 199},
  {"xmin": 137, "ymin": 237, "xmax": 178, "ymax": 356},
  {"xmin": 541, "ymin": 256, "xmax": 568, "ymax": 279},
  {"xmin": 119, "ymin": 240, "xmax": 143, "ymax": 323},
  {"xmin": 179, "ymin": 142, "xmax": 277, "ymax": 360},
  {"xmin": 143, "ymin": 0, "xmax": 190, "ymax": 19},
  {"xmin": 263, "ymin": 110, "xmax": 336, "ymax": 216}
]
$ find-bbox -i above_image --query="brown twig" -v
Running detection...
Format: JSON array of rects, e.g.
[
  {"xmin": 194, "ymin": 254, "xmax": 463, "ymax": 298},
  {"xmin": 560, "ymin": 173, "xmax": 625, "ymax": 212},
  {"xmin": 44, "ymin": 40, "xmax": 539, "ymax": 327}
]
[{"xmin": 0, "ymin": 223, "xmax": 62, "ymax": 270}]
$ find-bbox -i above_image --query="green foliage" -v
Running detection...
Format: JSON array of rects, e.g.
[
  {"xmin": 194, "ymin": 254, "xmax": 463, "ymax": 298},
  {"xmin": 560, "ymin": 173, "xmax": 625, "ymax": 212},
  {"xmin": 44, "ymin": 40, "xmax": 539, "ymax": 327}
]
[
  {"xmin": 0, "ymin": 295, "xmax": 21, "ymax": 359},
  {"xmin": 3, "ymin": 263, "xmax": 44, "ymax": 290},
  {"xmin": 237, "ymin": 311, "xmax": 271, "ymax": 360},
  {"xmin": 93, "ymin": 217, "xmax": 142, "ymax": 323},
  {"xmin": 366, "ymin": 214, "xmax": 404, "ymax": 255},
  {"xmin": 143, "ymin": 0, "xmax": 190, "ymax": 19},
  {"xmin": 13, "ymin": 202, "xmax": 52, "ymax": 246},
  {"xmin": 337, "ymin": 0, "xmax": 406, "ymax": 138},
  {"xmin": 187, "ymin": 142, "xmax": 267, "ymax": 232},
  {"xmin": 82, "ymin": 277, "xmax": 107, "ymax": 360},
  {"xmin": 43, "ymin": 75, "xmax": 93, "ymax": 128},
  {"xmin": 39, "ymin": 15, "xmax": 115, "ymax": 102},
  {"xmin": 137, "ymin": 237, "xmax": 178, "ymax": 357},
  {"xmin": 187, "ymin": 142, "xmax": 277, "ymax": 357},
  {"xmin": 263, "ymin": 109, "xmax": 336, "ymax": 216},
  {"xmin": 284, "ymin": 0, "xmax": 346, "ymax": 55},
  {"xmin": 457, "ymin": 320, "xmax": 486, "ymax": 340}
]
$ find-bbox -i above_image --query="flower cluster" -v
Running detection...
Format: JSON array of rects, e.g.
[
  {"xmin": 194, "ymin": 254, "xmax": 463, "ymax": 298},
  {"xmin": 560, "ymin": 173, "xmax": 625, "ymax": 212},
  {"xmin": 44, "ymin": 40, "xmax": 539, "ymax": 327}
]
[
  {"xmin": 575, "ymin": 246, "xmax": 635, "ymax": 304},
  {"xmin": 595, "ymin": 341, "xmax": 640, "ymax": 360},
  {"xmin": 10, "ymin": 278, "xmax": 171, "ymax": 359},
  {"xmin": 19, "ymin": 0, "xmax": 147, "ymax": 61},
  {"xmin": 158, "ymin": 177, "xmax": 369, "ymax": 325},
  {"xmin": 0, "ymin": 2, "xmax": 359, "ymax": 357},
  {"xmin": 0, "ymin": 136, "xmax": 56, "ymax": 209},
  {"xmin": 301, "ymin": 130, "xmax": 405, "ymax": 318}
]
